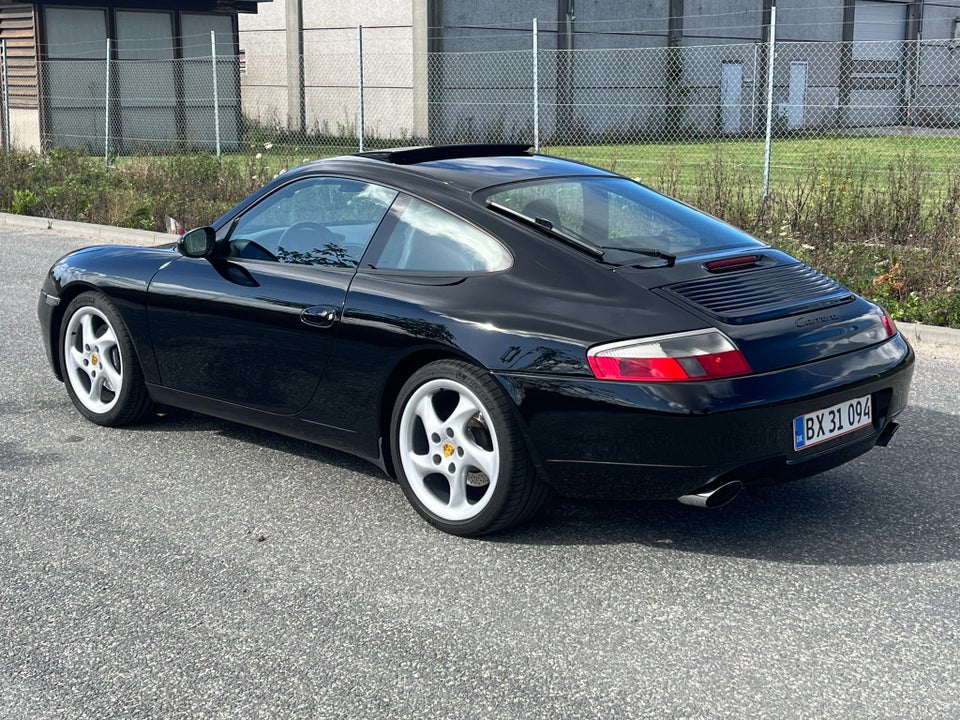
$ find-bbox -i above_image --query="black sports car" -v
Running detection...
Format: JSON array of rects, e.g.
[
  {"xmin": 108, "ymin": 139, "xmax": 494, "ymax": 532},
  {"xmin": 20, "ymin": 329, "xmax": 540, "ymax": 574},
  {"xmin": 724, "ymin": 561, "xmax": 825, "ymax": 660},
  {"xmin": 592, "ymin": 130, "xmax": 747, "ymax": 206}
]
[{"xmin": 38, "ymin": 144, "xmax": 914, "ymax": 536}]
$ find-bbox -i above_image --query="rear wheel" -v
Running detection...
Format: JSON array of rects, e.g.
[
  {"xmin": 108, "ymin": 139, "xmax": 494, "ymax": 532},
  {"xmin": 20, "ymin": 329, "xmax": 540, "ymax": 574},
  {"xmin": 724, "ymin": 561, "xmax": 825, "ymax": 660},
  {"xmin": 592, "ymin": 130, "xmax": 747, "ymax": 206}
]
[
  {"xmin": 59, "ymin": 291, "xmax": 153, "ymax": 426},
  {"xmin": 391, "ymin": 359, "xmax": 549, "ymax": 536}
]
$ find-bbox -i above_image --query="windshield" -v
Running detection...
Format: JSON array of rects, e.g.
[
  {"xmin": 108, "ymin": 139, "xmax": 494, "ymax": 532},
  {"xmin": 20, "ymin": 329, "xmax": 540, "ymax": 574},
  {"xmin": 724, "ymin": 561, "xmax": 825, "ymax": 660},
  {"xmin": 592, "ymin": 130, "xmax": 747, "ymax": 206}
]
[{"xmin": 484, "ymin": 176, "xmax": 764, "ymax": 261}]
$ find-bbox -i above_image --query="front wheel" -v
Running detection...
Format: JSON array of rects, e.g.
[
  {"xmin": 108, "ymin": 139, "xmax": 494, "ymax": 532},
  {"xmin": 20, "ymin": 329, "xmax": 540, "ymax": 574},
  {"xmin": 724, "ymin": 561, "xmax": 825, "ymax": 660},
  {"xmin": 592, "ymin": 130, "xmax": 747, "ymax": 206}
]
[
  {"xmin": 59, "ymin": 291, "xmax": 153, "ymax": 427},
  {"xmin": 391, "ymin": 360, "xmax": 549, "ymax": 536}
]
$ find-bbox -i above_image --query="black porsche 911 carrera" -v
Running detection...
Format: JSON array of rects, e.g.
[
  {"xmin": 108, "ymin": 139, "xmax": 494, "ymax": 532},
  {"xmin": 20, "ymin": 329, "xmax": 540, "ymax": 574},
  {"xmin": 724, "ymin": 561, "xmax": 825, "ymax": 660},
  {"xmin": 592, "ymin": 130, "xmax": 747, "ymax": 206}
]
[{"xmin": 38, "ymin": 144, "xmax": 914, "ymax": 535}]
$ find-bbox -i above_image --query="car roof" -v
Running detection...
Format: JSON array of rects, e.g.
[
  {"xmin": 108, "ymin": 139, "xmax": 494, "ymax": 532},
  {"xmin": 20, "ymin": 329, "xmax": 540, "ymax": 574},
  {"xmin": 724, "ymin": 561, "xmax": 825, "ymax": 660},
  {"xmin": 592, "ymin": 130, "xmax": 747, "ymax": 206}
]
[{"xmin": 299, "ymin": 145, "xmax": 617, "ymax": 194}]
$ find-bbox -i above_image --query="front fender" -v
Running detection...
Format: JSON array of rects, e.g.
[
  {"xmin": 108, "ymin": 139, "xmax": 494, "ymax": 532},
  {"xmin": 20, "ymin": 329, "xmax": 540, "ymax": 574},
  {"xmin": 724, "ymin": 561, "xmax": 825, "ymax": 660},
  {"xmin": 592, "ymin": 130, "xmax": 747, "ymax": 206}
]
[{"xmin": 39, "ymin": 244, "xmax": 178, "ymax": 383}]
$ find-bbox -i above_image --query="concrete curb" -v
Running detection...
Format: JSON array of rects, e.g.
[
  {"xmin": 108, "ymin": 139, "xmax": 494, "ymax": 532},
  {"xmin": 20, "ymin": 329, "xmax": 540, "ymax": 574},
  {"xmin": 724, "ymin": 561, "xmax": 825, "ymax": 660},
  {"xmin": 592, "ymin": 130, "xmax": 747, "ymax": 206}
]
[
  {"xmin": 897, "ymin": 322, "xmax": 960, "ymax": 348},
  {"xmin": 0, "ymin": 211, "xmax": 172, "ymax": 246},
  {"xmin": 4, "ymin": 211, "xmax": 960, "ymax": 348}
]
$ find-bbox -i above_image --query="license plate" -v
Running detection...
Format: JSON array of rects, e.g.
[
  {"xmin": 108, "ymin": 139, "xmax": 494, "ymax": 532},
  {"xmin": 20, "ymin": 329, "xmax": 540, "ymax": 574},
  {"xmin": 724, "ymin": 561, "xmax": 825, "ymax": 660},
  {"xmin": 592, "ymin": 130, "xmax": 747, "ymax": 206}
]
[{"xmin": 793, "ymin": 395, "xmax": 872, "ymax": 451}]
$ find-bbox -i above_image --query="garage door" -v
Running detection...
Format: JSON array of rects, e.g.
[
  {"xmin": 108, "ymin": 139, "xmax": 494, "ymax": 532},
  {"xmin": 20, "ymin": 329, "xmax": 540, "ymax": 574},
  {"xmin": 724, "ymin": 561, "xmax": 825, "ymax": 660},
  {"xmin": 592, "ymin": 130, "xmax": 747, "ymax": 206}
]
[
  {"xmin": 849, "ymin": 0, "xmax": 906, "ymax": 126},
  {"xmin": 43, "ymin": 7, "xmax": 107, "ymax": 152},
  {"xmin": 116, "ymin": 11, "xmax": 178, "ymax": 151}
]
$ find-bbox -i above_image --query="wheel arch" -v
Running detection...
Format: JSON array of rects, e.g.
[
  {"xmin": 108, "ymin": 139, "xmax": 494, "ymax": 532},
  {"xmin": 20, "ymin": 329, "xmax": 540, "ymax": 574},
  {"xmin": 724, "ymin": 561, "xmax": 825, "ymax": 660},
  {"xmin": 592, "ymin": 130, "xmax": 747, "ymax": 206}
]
[
  {"xmin": 376, "ymin": 348, "xmax": 551, "ymax": 488},
  {"xmin": 377, "ymin": 348, "xmax": 469, "ymax": 478},
  {"xmin": 46, "ymin": 282, "xmax": 104, "ymax": 381},
  {"xmin": 383, "ymin": 354, "xmax": 553, "ymax": 535},
  {"xmin": 57, "ymin": 288, "xmax": 155, "ymax": 425},
  {"xmin": 43, "ymin": 245, "xmax": 175, "ymax": 384},
  {"xmin": 49, "ymin": 283, "xmax": 159, "ymax": 388}
]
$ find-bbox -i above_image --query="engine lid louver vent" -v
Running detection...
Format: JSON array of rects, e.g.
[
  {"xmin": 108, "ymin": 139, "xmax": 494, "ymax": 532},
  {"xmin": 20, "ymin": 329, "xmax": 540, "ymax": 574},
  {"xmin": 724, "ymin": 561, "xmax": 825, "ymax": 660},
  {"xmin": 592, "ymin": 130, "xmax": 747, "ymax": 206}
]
[{"xmin": 663, "ymin": 262, "xmax": 854, "ymax": 324}]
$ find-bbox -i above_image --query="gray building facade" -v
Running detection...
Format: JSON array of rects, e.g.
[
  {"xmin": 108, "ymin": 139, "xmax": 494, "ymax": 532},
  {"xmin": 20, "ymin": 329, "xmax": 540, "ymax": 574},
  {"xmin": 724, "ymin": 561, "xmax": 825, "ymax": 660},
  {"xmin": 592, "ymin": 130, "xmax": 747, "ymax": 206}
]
[
  {"xmin": 430, "ymin": 0, "xmax": 960, "ymax": 140},
  {"xmin": 236, "ymin": 1, "xmax": 960, "ymax": 144},
  {"xmin": 0, "ymin": 0, "xmax": 270, "ymax": 151}
]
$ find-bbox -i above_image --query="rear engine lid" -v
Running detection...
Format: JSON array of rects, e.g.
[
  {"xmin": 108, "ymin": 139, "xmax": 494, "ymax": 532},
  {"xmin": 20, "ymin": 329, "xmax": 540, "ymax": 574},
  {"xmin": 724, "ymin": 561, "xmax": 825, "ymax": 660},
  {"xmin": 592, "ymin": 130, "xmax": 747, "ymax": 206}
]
[
  {"xmin": 662, "ymin": 261, "xmax": 853, "ymax": 325},
  {"xmin": 645, "ymin": 258, "xmax": 892, "ymax": 373}
]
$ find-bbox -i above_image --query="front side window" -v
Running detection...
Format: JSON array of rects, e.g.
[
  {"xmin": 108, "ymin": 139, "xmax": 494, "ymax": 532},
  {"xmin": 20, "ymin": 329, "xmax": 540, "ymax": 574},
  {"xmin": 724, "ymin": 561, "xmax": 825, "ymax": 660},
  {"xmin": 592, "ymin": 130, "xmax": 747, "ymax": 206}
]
[
  {"xmin": 376, "ymin": 198, "xmax": 511, "ymax": 273},
  {"xmin": 229, "ymin": 177, "xmax": 398, "ymax": 268},
  {"xmin": 486, "ymin": 177, "xmax": 764, "ymax": 261}
]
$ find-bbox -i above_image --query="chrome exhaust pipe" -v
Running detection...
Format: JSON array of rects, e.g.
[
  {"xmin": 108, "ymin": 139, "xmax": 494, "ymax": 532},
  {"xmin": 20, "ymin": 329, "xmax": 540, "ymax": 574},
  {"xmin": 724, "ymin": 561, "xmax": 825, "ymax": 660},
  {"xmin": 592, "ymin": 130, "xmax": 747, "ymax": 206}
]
[{"xmin": 678, "ymin": 479, "xmax": 743, "ymax": 509}]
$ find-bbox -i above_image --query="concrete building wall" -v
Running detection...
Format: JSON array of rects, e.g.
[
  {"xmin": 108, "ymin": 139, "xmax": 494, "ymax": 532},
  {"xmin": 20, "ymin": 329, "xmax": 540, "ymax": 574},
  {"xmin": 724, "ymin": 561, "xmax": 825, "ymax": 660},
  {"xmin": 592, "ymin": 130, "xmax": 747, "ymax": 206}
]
[
  {"xmin": 237, "ymin": 0, "xmax": 289, "ymax": 127},
  {"xmin": 9, "ymin": 107, "xmax": 40, "ymax": 150},
  {"xmin": 439, "ymin": 0, "xmax": 552, "ymax": 52},
  {"xmin": 240, "ymin": 1, "xmax": 960, "ymax": 143},
  {"xmin": 239, "ymin": 0, "xmax": 427, "ymax": 140},
  {"xmin": 681, "ymin": 1, "xmax": 762, "ymax": 43},
  {"xmin": 774, "ymin": 2, "xmax": 844, "ymax": 42},
  {"xmin": 426, "ymin": 0, "xmax": 547, "ymax": 141},
  {"xmin": 574, "ymin": 1, "xmax": 669, "ymax": 48},
  {"xmin": 554, "ymin": 2, "xmax": 669, "ymax": 137},
  {"xmin": 915, "ymin": 3, "xmax": 960, "ymax": 125}
]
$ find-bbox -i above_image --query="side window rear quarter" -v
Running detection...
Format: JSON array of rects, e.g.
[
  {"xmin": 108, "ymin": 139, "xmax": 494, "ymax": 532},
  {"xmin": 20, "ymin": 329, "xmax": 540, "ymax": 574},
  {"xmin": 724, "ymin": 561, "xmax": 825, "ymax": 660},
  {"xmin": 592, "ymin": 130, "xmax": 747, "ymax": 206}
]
[{"xmin": 372, "ymin": 197, "xmax": 512, "ymax": 274}]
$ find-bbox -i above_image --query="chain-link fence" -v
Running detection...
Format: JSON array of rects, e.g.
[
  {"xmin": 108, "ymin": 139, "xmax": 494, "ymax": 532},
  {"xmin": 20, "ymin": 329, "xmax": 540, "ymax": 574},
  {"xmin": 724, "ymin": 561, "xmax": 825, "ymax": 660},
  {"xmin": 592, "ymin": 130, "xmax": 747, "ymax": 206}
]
[
  {"xmin": 26, "ymin": 32, "xmax": 239, "ymax": 157},
  {"xmin": 3, "ymin": 22, "xmax": 959, "ymax": 192}
]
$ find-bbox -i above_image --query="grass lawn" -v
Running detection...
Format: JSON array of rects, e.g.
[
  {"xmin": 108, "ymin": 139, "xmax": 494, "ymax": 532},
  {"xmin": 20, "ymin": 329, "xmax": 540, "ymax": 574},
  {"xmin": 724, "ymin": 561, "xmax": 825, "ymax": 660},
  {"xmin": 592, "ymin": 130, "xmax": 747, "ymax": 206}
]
[
  {"xmin": 220, "ymin": 133, "xmax": 960, "ymax": 203},
  {"xmin": 543, "ymin": 134, "xmax": 960, "ymax": 187}
]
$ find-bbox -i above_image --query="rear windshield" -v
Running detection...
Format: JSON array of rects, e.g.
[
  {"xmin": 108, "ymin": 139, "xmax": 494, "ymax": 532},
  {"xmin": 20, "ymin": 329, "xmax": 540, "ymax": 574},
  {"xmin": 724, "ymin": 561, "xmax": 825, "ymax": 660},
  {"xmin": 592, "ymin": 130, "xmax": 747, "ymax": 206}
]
[{"xmin": 484, "ymin": 176, "xmax": 764, "ymax": 260}]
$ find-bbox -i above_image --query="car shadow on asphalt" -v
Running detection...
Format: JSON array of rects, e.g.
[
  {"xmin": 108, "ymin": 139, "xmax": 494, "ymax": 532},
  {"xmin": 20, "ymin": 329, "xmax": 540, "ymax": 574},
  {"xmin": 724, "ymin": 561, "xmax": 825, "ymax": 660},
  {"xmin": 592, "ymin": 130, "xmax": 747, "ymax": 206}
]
[
  {"xmin": 127, "ymin": 406, "xmax": 387, "ymax": 481},
  {"xmin": 124, "ymin": 404, "xmax": 958, "ymax": 566},
  {"xmin": 493, "ymin": 405, "xmax": 960, "ymax": 566}
]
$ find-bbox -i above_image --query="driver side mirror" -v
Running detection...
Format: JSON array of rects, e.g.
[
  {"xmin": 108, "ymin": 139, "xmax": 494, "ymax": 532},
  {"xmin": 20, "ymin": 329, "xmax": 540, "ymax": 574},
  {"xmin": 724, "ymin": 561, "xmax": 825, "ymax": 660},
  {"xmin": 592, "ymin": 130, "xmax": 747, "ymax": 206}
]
[{"xmin": 178, "ymin": 227, "xmax": 217, "ymax": 258}]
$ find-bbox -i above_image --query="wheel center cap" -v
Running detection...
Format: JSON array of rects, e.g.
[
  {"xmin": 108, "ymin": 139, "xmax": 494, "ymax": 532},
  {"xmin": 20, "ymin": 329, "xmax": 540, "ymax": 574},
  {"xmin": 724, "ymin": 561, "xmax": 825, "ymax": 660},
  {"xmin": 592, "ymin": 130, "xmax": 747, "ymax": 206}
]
[
  {"xmin": 90, "ymin": 353, "xmax": 99, "ymax": 365},
  {"xmin": 442, "ymin": 443, "xmax": 455, "ymax": 458}
]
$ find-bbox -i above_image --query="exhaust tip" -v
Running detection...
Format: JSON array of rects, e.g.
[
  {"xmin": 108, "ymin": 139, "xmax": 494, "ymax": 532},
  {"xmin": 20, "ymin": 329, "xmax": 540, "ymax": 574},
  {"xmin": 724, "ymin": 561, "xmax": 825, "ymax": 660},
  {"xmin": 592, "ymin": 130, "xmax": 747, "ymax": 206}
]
[
  {"xmin": 678, "ymin": 479, "xmax": 743, "ymax": 509},
  {"xmin": 875, "ymin": 421, "xmax": 900, "ymax": 448}
]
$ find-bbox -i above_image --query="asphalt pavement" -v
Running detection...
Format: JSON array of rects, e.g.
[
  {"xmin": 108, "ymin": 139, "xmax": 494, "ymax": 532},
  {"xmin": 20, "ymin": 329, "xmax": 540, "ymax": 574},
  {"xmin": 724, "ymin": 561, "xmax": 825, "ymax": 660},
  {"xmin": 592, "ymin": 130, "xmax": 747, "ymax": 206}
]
[{"xmin": 2, "ymin": 226, "xmax": 959, "ymax": 720}]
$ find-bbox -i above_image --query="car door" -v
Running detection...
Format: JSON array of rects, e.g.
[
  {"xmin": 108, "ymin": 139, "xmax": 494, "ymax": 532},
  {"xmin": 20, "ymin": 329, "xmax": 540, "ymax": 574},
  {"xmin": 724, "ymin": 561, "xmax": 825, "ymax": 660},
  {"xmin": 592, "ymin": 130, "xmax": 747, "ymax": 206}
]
[
  {"xmin": 299, "ymin": 194, "xmax": 517, "ymax": 459},
  {"xmin": 147, "ymin": 175, "xmax": 398, "ymax": 415}
]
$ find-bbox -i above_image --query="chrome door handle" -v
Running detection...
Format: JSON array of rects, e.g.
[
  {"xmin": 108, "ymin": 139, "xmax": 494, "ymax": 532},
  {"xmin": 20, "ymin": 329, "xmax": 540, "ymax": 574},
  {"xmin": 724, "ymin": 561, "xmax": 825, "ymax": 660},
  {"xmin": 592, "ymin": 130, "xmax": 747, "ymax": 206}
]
[{"xmin": 300, "ymin": 305, "xmax": 338, "ymax": 328}]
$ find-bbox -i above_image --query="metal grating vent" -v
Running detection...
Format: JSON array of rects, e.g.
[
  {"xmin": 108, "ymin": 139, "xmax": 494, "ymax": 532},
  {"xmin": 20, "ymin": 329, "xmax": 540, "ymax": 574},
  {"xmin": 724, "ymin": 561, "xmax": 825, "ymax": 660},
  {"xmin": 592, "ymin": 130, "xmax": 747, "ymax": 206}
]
[{"xmin": 664, "ymin": 262, "xmax": 853, "ymax": 324}]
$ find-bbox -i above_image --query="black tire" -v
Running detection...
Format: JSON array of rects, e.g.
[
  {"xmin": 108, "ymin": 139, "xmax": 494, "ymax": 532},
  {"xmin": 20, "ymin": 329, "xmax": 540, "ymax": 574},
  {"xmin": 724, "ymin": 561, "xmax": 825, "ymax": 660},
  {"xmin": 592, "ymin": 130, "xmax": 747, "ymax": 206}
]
[
  {"xmin": 59, "ymin": 291, "xmax": 154, "ymax": 427},
  {"xmin": 390, "ymin": 359, "xmax": 549, "ymax": 536}
]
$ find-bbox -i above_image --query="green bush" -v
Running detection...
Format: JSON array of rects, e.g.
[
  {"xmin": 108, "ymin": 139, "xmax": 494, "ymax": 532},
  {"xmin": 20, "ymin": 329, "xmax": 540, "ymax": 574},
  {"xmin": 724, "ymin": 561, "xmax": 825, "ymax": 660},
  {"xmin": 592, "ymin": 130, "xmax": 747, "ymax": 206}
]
[
  {"xmin": 11, "ymin": 189, "xmax": 41, "ymax": 216},
  {"xmin": 1, "ymin": 144, "xmax": 958, "ymax": 328},
  {"xmin": 0, "ymin": 148, "xmax": 272, "ymax": 232},
  {"xmin": 647, "ymin": 150, "xmax": 960, "ymax": 329}
]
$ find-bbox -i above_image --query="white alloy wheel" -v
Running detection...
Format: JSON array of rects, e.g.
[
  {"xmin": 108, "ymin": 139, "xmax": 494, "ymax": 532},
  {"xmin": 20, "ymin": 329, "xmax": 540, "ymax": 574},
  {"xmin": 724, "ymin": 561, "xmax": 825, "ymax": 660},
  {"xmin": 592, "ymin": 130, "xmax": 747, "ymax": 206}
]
[
  {"xmin": 58, "ymin": 292, "xmax": 153, "ymax": 426},
  {"xmin": 63, "ymin": 305, "xmax": 124, "ymax": 414},
  {"xmin": 391, "ymin": 359, "xmax": 549, "ymax": 536},
  {"xmin": 398, "ymin": 377, "xmax": 501, "ymax": 522}
]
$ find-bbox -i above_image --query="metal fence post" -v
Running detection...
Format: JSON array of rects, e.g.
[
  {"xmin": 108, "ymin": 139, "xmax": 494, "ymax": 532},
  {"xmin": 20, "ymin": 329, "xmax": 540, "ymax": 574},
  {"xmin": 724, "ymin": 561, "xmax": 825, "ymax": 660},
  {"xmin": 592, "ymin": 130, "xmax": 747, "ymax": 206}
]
[
  {"xmin": 904, "ymin": 38, "xmax": 918, "ymax": 126},
  {"xmin": 750, "ymin": 42, "xmax": 759, "ymax": 139},
  {"xmin": 532, "ymin": 18, "xmax": 539, "ymax": 152},
  {"xmin": 104, "ymin": 38, "xmax": 111, "ymax": 166},
  {"xmin": 1, "ymin": 39, "xmax": 11, "ymax": 151},
  {"xmin": 357, "ymin": 25, "xmax": 365, "ymax": 152},
  {"xmin": 557, "ymin": 6, "xmax": 575, "ymax": 140},
  {"xmin": 212, "ymin": 31, "xmax": 222, "ymax": 162},
  {"xmin": 762, "ymin": 4, "xmax": 777, "ymax": 199}
]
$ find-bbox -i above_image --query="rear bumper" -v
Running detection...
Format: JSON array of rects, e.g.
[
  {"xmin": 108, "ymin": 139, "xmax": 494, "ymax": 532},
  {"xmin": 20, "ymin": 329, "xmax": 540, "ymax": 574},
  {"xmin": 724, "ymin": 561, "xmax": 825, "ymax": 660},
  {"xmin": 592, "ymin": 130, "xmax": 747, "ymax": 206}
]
[{"xmin": 494, "ymin": 334, "xmax": 914, "ymax": 499}]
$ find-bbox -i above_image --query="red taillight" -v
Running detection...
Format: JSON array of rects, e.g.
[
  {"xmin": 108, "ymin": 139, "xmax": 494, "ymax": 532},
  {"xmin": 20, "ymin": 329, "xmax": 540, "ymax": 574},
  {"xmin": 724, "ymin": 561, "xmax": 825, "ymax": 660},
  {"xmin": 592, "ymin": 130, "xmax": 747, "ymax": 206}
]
[
  {"xmin": 591, "ymin": 355, "xmax": 689, "ymax": 381},
  {"xmin": 881, "ymin": 311, "xmax": 898, "ymax": 338},
  {"xmin": 587, "ymin": 330, "xmax": 753, "ymax": 382}
]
